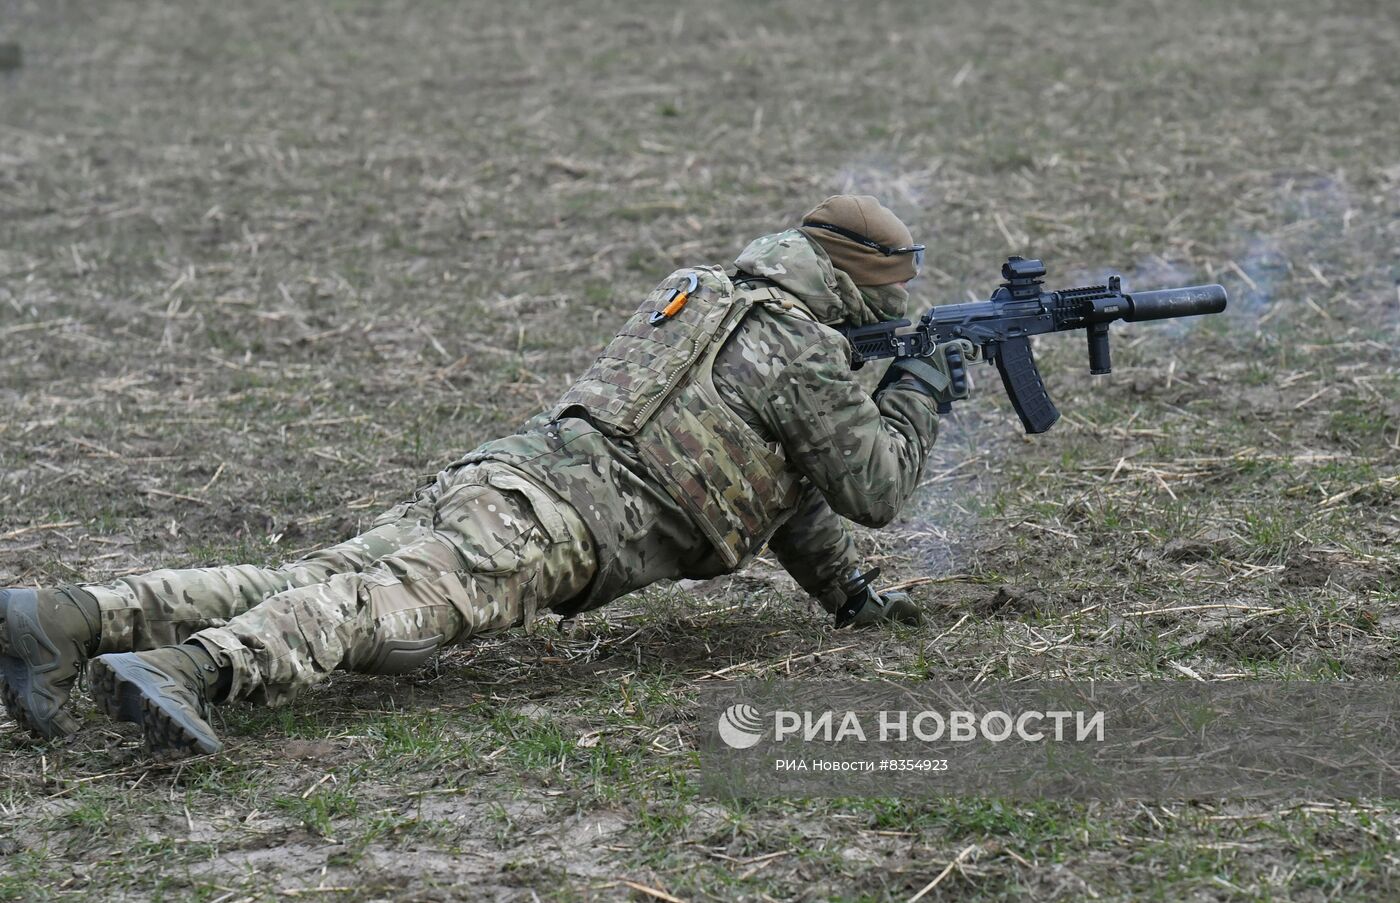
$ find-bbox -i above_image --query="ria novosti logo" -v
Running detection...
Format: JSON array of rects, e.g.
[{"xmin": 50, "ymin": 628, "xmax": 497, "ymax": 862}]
[
  {"xmin": 716, "ymin": 702, "xmax": 1106, "ymax": 748},
  {"xmin": 717, "ymin": 703, "xmax": 765, "ymax": 749}
]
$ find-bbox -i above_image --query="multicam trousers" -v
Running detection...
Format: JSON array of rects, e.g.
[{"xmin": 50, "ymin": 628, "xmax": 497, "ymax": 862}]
[{"xmin": 80, "ymin": 463, "xmax": 596, "ymax": 705}]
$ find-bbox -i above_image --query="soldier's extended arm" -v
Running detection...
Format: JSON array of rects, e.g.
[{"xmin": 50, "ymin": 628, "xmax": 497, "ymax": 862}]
[
  {"xmin": 759, "ymin": 333, "xmax": 940, "ymax": 528},
  {"xmin": 766, "ymin": 485, "xmax": 860, "ymax": 614}
]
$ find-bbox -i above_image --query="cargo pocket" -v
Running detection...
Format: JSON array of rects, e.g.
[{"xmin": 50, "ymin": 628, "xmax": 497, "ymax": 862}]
[
  {"xmin": 434, "ymin": 482, "xmax": 533, "ymax": 571},
  {"xmin": 431, "ymin": 480, "xmax": 545, "ymax": 632},
  {"xmin": 433, "ymin": 553, "xmax": 542, "ymax": 636},
  {"xmin": 481, "ymin": 467, "xmax": 573, "ymax": 544}
]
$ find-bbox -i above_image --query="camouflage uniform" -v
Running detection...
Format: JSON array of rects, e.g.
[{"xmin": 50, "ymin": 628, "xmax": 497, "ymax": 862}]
[
  {"xmin": 78, "ymin": 230, "xmax": 939, "ymax": 705},
  {"xmin": 82, "ymin": 462, "xmax": 594, "ymax": 704}
]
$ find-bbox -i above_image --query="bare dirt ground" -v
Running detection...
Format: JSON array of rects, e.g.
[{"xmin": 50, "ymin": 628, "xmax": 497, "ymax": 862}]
[{"xmin": 2, "ymin": 0, "xmax": 1398, "ymax": 899}]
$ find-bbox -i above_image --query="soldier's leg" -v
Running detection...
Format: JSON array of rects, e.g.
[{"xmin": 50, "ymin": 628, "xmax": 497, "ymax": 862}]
[
  {"xmin": 1, "ymin": 495, "xmax": 434, "ymax": 738},
  {"xmin": 79, "ymin": 496, "xmax": 437, "ymax": 654},
  {"xmin": 91, "ymin": 466, "xmax": 596, "ymax": 752}
]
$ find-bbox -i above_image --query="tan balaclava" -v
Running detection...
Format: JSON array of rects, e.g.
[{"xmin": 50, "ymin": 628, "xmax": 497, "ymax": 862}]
[
  {"xmin": 798, "ymin": 195, "xmax": 920, "ymax": 322},
  {"xmin": 798, "ymin": 195, "xmax": 920, "ymax": 286}
]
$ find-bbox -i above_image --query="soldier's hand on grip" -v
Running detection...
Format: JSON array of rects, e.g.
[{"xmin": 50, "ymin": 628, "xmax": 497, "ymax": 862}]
[
  {"xmin": 876, "ymin": 340, "xmax": 973, "ymax": 413},
  {"xmin": 944, "ymin": 343, "xmax": 967, "ymax": 396}
]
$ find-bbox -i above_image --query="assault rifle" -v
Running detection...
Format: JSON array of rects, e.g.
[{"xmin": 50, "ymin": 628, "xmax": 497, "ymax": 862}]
[{"xmin": 840, "ymin": 256, "xmax": 1228, "ymax": 433}]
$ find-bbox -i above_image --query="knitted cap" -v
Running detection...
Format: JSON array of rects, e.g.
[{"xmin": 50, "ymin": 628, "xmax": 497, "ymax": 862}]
[{"xmin": 798, "ymin": 195, "xmax": 919, "ymax": 286}]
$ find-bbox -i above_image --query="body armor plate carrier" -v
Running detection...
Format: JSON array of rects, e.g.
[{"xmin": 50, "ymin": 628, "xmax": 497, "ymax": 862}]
[{"xmin": 552, "ymin": 266, "xmax": 804, "ymax": 567}]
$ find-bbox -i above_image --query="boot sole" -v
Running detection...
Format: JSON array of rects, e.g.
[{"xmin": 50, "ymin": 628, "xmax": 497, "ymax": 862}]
[
  {"xmin": 0, "ymin": 588, "xmax": 80, "ymax": 739},
  {"xmin": 90, "ymin": 656, "xmax": 222, "ymax": 759}
]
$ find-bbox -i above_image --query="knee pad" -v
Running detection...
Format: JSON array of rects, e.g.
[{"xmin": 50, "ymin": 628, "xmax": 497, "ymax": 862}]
[{"xmin": 362, "ymin": 634, "xmax": 444, "ymax": 675}]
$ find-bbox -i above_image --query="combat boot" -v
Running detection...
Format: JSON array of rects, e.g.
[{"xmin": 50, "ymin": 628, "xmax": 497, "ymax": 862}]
[
  {"xmin": 0, "ymin": 586, "xmax": 102, "ymax": 738},
  {"xmin": 90, "ymin": 644, "xmax": 229, "ymax": 759}
]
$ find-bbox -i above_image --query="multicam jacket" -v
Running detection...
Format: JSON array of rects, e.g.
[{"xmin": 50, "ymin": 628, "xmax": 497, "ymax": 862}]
[{"xmin": 456, "ymin": 230, "xmax": 940, "ymax": 616}]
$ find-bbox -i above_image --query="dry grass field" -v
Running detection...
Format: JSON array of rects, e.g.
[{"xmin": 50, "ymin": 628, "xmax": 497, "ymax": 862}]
[{"xmin": 2, "ymin": 0, "xmax": 1398, "ymax": 899}]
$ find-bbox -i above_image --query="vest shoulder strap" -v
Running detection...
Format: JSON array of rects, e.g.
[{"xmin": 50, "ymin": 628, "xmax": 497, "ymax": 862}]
[{"xmin": 734, "ymin": 281, "xmax": 818, "ymax": 323}]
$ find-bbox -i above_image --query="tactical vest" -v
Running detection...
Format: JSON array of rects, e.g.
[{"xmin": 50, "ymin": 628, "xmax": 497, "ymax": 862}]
[{"xmin": 551, "ymin": 265, "xmax": 805, "ymax": 568}]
